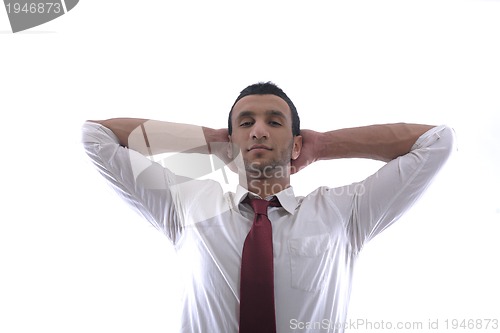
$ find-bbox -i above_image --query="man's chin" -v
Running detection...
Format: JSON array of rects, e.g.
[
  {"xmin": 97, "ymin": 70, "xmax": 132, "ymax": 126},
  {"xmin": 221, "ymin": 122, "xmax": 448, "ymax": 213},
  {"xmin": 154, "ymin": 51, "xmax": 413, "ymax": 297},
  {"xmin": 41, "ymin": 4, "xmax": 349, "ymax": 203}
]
[
  {"xmin": 244, "ymin": 159, "xmax": 270, "ymax": 171},
  {"xmin": 243, "ymin": 159, "xmax": 290, "ymax": 176}
]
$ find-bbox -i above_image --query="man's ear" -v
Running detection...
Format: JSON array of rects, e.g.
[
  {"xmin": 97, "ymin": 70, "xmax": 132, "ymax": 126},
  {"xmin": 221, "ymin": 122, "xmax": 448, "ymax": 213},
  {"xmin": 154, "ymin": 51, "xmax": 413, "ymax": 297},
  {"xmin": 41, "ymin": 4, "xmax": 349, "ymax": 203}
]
[{"xmin": 291, "ymin": 135, "xmax": 302, "ymax": 160}]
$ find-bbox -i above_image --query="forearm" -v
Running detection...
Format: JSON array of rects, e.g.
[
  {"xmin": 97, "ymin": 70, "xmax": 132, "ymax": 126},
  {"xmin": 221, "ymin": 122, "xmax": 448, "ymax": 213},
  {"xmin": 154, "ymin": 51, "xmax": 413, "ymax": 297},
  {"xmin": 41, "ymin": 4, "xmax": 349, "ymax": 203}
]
[
  {"xmin": 89, "ymin": 118, "xmax": 227, "ymax": 156},
  {"xmin": 317, "ymin": 123, "xmax": 435, "ymax": 162}
]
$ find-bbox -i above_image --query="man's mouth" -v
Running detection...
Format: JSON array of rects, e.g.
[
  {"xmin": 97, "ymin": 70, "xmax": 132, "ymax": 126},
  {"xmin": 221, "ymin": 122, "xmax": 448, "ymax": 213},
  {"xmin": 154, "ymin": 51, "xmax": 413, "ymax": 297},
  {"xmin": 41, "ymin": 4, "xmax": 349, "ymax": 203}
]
[{"xmin": 248, "ymin": 144, "xmax": 272, "ymax": 151}]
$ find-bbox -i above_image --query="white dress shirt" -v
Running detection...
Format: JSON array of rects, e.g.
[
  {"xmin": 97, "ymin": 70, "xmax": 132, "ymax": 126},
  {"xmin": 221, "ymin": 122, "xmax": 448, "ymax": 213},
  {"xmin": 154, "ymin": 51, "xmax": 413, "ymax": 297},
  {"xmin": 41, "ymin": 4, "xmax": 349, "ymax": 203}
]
[{"xmin": 82, "ymin": 122, "xmax": 454, "ymax": 333}]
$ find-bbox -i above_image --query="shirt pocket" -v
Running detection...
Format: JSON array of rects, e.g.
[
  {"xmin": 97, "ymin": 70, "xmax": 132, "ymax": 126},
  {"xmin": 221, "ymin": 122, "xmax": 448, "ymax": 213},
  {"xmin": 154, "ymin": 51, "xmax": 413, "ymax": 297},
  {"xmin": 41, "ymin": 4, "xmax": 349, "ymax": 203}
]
[{"xmin": 288, "ymin": 234, "xmax": 331, "ymax": 292}]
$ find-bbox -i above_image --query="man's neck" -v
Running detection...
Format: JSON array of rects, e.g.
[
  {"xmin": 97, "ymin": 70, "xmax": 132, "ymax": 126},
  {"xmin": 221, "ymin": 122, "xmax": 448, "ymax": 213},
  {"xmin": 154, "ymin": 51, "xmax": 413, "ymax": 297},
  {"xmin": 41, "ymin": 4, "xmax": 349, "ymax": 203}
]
[{"xmin": 240, "ymin": 174, "xmax": 291, "ymax": 198}]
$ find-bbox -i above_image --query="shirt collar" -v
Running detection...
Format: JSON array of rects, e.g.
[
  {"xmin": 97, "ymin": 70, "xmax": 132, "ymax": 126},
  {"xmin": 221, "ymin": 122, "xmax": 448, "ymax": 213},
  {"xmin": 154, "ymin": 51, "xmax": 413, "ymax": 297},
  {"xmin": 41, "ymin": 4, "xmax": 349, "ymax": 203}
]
[{"xmin": 233, "ymin": 184, "xmax": 298, "ymax": 215}]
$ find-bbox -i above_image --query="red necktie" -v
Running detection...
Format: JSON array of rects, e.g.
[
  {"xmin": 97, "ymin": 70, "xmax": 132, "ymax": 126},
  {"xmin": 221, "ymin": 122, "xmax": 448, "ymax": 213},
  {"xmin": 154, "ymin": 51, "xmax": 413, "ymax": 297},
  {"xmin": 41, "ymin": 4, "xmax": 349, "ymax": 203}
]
[{"xmin": 239, "ymin": 197, "xmax": 281, "ymax": 333}]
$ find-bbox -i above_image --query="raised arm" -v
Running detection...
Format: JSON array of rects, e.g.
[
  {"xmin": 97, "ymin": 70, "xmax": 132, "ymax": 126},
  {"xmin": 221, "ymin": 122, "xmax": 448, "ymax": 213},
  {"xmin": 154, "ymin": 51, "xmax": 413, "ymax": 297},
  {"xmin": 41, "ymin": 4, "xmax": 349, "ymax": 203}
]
[
  {"xmin": 292, "ymin": 123, "xmax": 435, "ymax": 172},
  {"xmin": 82, "ymin": 118, "xmax": 231, "ymax": 241},
  {"xmin": 293, "ymin": 123, "xmax": 454, "ymax": 252},
  {"xmin": 89, "ymin": 118, "xmax": 229, "ymax": 157}
]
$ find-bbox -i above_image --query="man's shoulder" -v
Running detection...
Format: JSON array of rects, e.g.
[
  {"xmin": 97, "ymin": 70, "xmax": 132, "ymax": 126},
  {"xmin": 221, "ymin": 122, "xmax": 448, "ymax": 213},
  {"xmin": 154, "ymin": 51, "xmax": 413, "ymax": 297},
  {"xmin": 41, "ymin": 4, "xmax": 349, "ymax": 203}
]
[
  {"xmin": 302, "ymin": 185, "xmax": 359, "ymax": 200},
  {"xmin": 296, "ymin": 185, "xmax": 357, "ymax": 212}
]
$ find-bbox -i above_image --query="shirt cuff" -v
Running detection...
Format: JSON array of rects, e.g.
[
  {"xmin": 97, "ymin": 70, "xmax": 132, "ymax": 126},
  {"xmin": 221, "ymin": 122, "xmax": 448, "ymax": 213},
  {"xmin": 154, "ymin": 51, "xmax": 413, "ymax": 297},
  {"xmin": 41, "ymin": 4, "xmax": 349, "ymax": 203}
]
[
  {"xmin": 410, "ymin": 125, "xmax": 453, "ymax": 151},
  {"xmin": 81, "ymin": 121, "xmax": 120, "ymax": 145}
]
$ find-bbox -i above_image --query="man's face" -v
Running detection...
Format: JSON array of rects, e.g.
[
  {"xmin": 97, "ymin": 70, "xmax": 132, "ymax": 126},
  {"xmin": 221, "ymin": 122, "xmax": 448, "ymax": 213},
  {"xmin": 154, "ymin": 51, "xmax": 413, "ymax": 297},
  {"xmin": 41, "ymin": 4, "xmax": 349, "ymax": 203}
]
[{"xmin": 229, "ymin": 94, "xmax": 302, "ymax": 177}]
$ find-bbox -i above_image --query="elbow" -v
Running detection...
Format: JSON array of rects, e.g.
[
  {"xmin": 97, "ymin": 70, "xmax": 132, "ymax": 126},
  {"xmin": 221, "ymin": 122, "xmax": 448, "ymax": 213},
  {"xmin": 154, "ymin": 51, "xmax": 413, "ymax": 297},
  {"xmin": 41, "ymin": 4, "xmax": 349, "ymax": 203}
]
[{"xmin": 439, "ymin": 126, "xmax": 457, "ymax": 161}]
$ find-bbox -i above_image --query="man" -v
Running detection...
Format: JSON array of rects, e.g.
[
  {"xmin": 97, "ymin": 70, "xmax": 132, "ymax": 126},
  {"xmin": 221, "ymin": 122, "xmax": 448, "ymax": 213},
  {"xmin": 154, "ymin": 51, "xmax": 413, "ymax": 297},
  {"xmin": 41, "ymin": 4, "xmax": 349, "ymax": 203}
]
[{"xmin": 82, "ymin": 82, "xmax": 454, "ymax": 332}]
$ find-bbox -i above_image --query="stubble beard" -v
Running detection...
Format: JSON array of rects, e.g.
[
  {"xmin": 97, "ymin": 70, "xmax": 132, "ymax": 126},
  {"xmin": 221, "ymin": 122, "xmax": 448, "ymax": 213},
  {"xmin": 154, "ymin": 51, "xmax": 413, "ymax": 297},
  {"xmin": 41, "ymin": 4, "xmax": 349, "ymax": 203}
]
[{"xmin": 243, "ymin": 140, "xmax": 294, "ymax": 180}]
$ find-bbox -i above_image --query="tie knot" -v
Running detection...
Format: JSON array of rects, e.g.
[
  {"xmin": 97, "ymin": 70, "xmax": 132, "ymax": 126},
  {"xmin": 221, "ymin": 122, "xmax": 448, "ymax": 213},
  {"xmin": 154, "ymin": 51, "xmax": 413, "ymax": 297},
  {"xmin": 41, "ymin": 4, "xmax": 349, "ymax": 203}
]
[{"xmin": 247, "ymin": 197, "xmax": 281, "ymax": 216}]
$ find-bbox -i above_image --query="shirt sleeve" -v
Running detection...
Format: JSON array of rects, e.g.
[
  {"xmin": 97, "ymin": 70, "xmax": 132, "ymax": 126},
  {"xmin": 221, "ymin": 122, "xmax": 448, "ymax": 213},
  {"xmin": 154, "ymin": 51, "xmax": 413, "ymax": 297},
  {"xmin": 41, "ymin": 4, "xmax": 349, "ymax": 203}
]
[
  {"xmin": 336, "ymin": 125, "xmax": 455, "ymax": 253},
  {"xmin": 81, "ymin": 121, "xmax": 185, "ymax": 243}
]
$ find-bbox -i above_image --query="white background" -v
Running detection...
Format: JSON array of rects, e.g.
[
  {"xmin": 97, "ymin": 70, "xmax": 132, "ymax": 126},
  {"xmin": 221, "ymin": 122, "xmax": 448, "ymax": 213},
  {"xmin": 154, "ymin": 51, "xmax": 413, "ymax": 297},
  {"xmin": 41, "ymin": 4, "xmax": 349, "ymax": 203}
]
[{"xmin": 1, "ymin": 0, "xmax": 499, "ymax": 332}]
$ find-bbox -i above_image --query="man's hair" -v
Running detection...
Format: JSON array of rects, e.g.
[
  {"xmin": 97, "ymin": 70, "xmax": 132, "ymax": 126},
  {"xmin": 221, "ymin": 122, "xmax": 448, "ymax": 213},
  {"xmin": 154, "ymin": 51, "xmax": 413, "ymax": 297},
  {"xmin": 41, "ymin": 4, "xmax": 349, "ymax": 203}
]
[{"xmin": 228, "ymin": 82, "xmax": 300, "ymax": 136}]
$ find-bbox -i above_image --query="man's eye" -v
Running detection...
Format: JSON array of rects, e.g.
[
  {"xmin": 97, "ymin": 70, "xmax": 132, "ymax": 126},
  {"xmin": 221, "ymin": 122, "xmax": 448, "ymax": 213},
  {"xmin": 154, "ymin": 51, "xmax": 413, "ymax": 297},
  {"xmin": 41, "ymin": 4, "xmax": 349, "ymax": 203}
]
[
  {"xmin": 240, "ymin": 122, "xmax": 253, "ymax": 127},
  {"xmin": 269, "ymin": 121, "xmax": 282, "ymax": 126}
]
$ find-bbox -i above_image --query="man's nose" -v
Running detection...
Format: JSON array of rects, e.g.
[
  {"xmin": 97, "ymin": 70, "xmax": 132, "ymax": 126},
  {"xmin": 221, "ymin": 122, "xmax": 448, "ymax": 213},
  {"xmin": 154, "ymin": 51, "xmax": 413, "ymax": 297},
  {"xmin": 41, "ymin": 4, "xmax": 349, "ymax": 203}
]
[{"xmin": 250, "ymin": 121, "xmax": 269, "ymax": 140}]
